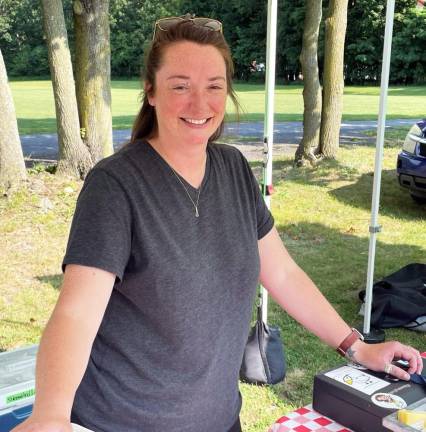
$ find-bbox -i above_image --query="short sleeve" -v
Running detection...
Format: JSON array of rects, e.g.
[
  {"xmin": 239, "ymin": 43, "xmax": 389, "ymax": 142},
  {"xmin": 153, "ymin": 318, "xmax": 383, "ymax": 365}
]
[{"xmin": 62, "ymin": 168, "xmax": 132, "ymax": 281}]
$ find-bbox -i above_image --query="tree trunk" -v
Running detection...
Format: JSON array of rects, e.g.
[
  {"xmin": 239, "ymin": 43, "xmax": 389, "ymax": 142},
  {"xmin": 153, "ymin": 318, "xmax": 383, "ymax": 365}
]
[
  {"xmin": 295, "ymin": 0, "xmax": 323, "ymax": 167},
  {"xmin": 41, "ymin": 0, "xmax": 93, "ymax": 179},
  {"xmin": 0, "ymin": 49, "xmax": 27, "ymax": 192},
  {"xmin": 74, "ymin": 0, "xmax": 113, "ymax": 162},
  {"xmin": 319, "ymin": 0, "xmax": 349, "ymax": 158}
]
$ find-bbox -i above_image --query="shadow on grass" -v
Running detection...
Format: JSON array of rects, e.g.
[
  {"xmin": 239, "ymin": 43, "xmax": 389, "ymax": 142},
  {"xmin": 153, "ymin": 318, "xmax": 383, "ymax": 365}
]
[
  {"xmin": 110, "ymin": 79, "xmax": 141, "ymax": 89},
  {"xmin": 273, "ymin": 158, "xmax": 360, "ymax": 188},
  {"xmin": 270, "ymin": 156, "xmax": 425, "ymax": 220},
  {"xmin": 18, "ymin": 115, "xmax": 137, "ymax": 135},
  {"xmin": 387, "ymin": 86, "xmax": 426, "ymax": 96},
  {"xmin": 36, "ymin": 274, "xmax": 62, "ymax": 290},
  {"xmin": 263, "ymin": 221, "xmax": 425, "ymax": 406},
  {"xmin": 340, "ymin": 139, "xmax": 403, "ymax": 149},
  {"xmin": 235, "ymin": 113, "xmax": 303, "ymax": 122},
  {"xmin": 342, "ymin": 86, "xmax": 426, "ymax": 97},
  {"xmin": 19, "ymin": 114, "xmax": 280, "ymax": 135},
  {"xmin": 18, "ymin": 118, "xmax": 57, "ymax": 135},
  {"xmin": 112, "ymin": 115, "xmax": 137, "ymax": 131},
  {"xmin": 0, "ymin": 319, "xmax": 43, "ymax": 332},
  {"xmin": 330, "ymin": 169, "xmax": 426, "ymax": 220},
  {"xmin": 233, "ymin": 113, "xmax": 421, "ymax": 123}
]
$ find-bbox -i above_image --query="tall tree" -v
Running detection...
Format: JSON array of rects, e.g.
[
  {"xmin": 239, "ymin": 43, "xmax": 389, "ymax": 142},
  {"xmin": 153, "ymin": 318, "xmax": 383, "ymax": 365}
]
[
  {"xmin": 74, "ymin": 0, "xmax": 113, "ymax": 162},
  {"xmin": 319, "ymin": 0, "xmax": 349, "ymax": 158},
  {"xmin": 0, "ymin": 49, "xmax": 27, "ymax": 191},
  {"xmin": 41, "ymin": 0, "xmax": 93, "ymax": 178},
  {"xmin": 295, "ymin": 0, "xmax": 323, "ymax": 166}
]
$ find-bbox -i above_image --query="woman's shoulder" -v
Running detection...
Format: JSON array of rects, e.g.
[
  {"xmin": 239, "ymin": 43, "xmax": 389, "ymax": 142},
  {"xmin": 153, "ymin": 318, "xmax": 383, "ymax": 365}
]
[
  {"xmin": 208, "ymin": 142, "xmax": 245, "ymax": 163},
  {"xmin": 94, "ymin": 142, "xmax": 143, "ymax": 172},
  {"xmin": 81, "ymin": 142, "xmax": 150, "ymax": 194}
]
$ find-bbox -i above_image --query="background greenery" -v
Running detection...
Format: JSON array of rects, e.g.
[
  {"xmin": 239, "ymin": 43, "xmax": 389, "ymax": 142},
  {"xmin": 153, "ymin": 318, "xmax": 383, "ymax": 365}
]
[
  {"xmin": 9, "ymin": 80, "xmax": 426, "ymax": 135},
  {"xmin": 1, "ymin": 0, "xmax": 425, "ymax": 84}
]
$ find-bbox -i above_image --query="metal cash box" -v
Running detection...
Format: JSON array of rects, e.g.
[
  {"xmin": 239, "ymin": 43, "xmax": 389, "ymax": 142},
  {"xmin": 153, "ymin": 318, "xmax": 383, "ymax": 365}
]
[{"xmin": 313, "ymin": 358, "xmax": 426, "ymax": 432}]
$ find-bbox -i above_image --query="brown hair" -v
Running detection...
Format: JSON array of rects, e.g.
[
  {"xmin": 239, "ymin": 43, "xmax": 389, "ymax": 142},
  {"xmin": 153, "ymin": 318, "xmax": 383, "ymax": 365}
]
[{"xmin": 130, "ymin": 19, "xmax": 240, "ymax": 144}]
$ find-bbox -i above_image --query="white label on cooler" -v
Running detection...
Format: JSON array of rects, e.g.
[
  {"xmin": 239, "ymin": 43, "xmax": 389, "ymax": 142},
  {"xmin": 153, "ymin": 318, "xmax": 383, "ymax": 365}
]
[{"xmin": 0, "ymin": 388, "xmax": 35, "ymax": 410}]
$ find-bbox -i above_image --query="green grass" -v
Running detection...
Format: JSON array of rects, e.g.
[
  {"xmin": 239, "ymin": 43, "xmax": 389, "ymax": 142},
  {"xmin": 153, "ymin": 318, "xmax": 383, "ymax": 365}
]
[
  {"xmin": 364, "ymin": 126, "xmax": 411, "ymax": 147},
  {"xmin": 10, "ymin": 79, "xmax": 426, "ymax": 134},
  {"xmin": 1, "ymin": 137, "xmax": 425, "ymax": 431}
]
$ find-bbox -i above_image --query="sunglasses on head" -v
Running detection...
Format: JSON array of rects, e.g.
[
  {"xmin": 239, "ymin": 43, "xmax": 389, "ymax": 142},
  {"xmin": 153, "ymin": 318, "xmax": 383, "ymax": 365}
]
[{"xmin": 153, "ymin": 14, "xmax": 223, "ymax": 40}]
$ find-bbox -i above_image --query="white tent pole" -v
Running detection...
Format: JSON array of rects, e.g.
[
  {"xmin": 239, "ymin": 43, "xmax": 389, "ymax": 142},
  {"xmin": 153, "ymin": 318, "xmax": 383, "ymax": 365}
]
[
  {"xmin": 261, "ymin": 0, "xmax": 278, "ymax": 323},
  {"xmin": 363, "ymin": 0, "xmax": 395, "ymax": 335}
]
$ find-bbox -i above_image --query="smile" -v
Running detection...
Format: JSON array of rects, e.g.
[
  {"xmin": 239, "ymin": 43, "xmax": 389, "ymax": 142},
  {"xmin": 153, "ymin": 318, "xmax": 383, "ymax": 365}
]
[{"xmin": 182, "ymin": 118, "xmax": 210, "ymax": 125}]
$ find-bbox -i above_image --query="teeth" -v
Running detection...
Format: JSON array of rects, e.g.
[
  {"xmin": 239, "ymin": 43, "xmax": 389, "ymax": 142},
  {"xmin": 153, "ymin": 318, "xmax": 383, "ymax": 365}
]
[{"xmin": 184, "ymin": 118, "xmax": 208, "ymax": 125}]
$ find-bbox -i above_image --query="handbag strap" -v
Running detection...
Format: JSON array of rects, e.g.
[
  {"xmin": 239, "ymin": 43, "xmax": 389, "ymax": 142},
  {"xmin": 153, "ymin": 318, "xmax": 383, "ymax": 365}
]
[{"xmin": 256, "ymin": 287, "xmax": 264, "ymax": 323}]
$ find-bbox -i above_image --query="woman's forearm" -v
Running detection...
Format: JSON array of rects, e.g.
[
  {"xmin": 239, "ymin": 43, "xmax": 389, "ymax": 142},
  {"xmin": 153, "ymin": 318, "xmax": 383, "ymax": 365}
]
[
  {"xmin": 32, "ymin": 310, "xmax": 95, "ymax": 419},
  {"xmin": 267, "ymin": 259, "xmax": 352, "ymax": 349},
  {"xmin": 258, "ymin": 228, "xmax": 351, "ymax": 349}
]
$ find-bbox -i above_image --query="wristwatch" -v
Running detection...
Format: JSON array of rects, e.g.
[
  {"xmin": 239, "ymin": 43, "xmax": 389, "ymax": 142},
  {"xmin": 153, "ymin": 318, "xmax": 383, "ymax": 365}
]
[{"xmin": 336, "ymin": 328, "xmax": 364, "ymax": 357}]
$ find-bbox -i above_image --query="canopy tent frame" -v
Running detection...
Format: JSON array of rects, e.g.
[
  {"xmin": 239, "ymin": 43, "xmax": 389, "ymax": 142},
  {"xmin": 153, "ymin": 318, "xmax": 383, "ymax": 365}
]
[
  {"xmin": 261, "ymin": 0, "xmax": 396, "ymax": 333},
  {"xmin": 261, "ymin": 0, "xmax": 278, "ymax": 322},
  {"xmin": 361, "ymin": 0, "xmax": 395, "ymax": 341}
]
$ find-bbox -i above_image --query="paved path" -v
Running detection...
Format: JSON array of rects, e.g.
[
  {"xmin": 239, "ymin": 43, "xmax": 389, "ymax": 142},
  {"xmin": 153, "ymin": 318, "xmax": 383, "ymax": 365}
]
[{"xmin": 20, "ymin": 119, "xmax": 416, "ymax": 162}]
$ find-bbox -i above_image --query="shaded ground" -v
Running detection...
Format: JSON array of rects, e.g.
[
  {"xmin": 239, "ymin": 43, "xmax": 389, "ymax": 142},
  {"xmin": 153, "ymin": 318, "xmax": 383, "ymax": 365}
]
[{"xmin": 20, "ymin": 119, "xmax": 416, "ymax": 163}]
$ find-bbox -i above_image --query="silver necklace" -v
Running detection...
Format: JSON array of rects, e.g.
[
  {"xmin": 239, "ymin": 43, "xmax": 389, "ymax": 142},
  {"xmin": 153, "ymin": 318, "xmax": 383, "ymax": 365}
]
[{"xmin": 169, "ymin": 166, "xmax": 202, "ymax": 217}]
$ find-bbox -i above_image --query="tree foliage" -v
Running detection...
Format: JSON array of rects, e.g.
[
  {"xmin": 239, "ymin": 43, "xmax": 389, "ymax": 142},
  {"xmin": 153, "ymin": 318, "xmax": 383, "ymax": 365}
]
[
  {"xmin": 0, "ymin": 0, "xmax": 425, "ymax": 83},
  {"xmin": 277, "ymin": 0, "xmax": 305, "ymax": 82},
  {"xmin": 345, "ymin": 0, "xmax": 425, "ymax": 84},
  {"xmin": 391, "ymin": 6, "xmax": 426, "ymax": 83},
  {"xmin": 109, "ymin": 0, "xmax": 181, "ymax": 76},
  {"xmin": 0, "ymin": 0, "xmax": 49, "ymax": 76}
]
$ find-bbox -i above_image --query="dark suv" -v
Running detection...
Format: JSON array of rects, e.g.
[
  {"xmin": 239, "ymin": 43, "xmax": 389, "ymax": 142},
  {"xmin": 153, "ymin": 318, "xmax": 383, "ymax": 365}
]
[{"xmin": 397, "ymin": 119, "xmax": 426, "ymax": 203}]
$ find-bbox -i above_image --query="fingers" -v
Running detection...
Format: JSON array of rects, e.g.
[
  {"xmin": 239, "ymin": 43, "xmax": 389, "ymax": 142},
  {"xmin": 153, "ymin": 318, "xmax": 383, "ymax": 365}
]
[
  {"xmin": 382, "ymin": 342, "xmax": 424, "ymax": 380},
  {"xmin": 385, "ymin": 363, "xmax": 410, "ymax": 381},
  {"xmin": 394, "ymin": 344, "xmax": 423, "ymax": 375},
  {"xmin": 350, "ymin": 341, "xmax": 423, "ymax": 382}
]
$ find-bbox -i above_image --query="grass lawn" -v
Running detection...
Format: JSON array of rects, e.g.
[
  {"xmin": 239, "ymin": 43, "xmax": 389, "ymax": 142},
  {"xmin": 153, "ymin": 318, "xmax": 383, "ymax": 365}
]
[
  {"xmin": 1, "ymin": 135, "xmax": 425, "ymax": 430},
  {"xmin": 10, "ymin": 79, "xmax": 426, "ymax": 134}
]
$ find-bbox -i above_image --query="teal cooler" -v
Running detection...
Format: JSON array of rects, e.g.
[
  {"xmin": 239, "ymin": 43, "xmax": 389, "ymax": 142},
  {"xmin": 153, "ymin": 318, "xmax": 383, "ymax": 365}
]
[{"xmin": 0, "ymin": 345, "xmax": 38, "ymax": 431}]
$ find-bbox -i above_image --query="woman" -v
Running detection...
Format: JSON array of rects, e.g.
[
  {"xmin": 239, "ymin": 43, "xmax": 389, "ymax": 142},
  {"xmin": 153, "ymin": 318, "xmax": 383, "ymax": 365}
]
[{"xmin": 13, "ymin": 16, "xmax": 422, "ymax": 432}]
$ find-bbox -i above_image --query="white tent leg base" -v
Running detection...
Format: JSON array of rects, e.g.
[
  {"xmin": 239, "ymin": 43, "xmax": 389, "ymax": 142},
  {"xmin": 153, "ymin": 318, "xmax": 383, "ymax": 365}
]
[{"xmin": 356, "ymin": 325, "xmax": 385, "ymax": 344}]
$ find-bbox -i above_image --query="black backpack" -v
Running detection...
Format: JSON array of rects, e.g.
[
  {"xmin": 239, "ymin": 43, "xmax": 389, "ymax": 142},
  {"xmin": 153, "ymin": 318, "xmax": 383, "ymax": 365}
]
[{"xmin": 359, "ymin": 263, "xmax": 426, "ymax": 329}]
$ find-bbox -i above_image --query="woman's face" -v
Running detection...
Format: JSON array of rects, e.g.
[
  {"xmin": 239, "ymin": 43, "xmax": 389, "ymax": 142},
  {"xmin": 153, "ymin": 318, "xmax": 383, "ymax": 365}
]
[{"xmin": 148, "ymin": 41, "xmax": 228, "ymax": 147}]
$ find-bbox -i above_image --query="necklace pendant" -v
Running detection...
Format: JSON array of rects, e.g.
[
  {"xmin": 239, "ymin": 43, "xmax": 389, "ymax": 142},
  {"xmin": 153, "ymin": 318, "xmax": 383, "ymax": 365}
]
[{"xmin": 195, "ymin": 207, "xmax": 199, "ymax": 217}]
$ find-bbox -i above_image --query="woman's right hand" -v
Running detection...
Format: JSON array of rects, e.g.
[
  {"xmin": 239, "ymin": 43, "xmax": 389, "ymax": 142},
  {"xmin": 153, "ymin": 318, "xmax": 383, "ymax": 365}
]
[{"xmin": 11, "ymin": 417, "xmax": 73, "ymax": 432}]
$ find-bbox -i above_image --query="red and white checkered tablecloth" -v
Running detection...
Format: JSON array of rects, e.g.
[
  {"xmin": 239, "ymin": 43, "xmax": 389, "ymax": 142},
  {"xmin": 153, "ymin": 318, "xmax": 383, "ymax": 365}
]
[
  {"xmin": 268, "ymin": 405, "xmax": 353, "ymax": 432},
  {"xmin": 269, "ymin": 352, "xmax": 426, "ymax": 432}
]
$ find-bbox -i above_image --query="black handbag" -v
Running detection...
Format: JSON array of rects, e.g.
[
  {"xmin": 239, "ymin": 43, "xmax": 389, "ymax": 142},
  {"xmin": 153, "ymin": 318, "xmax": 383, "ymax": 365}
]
[{"xmin": 240, "ymin": 299, "xmax": 286, "ymax": 385}]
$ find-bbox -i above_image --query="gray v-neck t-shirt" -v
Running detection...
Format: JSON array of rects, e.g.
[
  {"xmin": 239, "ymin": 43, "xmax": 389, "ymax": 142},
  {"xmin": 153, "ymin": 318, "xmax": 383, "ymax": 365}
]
[{"xmin": 63, "ymin": 141, "xmax": 274, "ymax": 432}]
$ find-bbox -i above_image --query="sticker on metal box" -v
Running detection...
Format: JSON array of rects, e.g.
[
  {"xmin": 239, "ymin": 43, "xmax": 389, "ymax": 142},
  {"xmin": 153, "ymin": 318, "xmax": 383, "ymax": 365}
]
[
  {"xmin": 371, "ymin": 392, "xmax": 407, "ymax": 409},
  {"xmin": 324, "ymin": 365, "xmax": 390, "ymax": 395}
]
